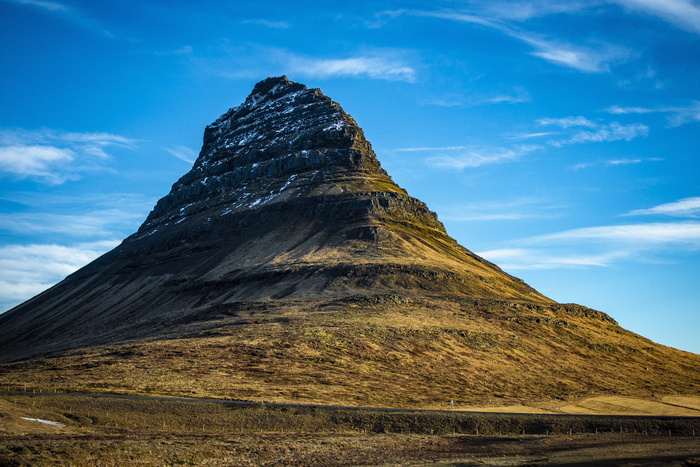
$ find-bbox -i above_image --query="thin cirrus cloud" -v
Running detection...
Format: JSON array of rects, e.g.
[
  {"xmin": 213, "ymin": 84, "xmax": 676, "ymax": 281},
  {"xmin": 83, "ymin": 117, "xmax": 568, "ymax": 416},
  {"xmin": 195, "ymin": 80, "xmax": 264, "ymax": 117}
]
[
  {"xmin": 0, "ymin": 128, "xmax": 137, "ymax": 184},
  {"xmin": 527, "ymin": 222, "xmax": 700, "ymax": 246},
  {"xmin": 623, "ymin": 197, "xmax": 700, "ymax": 217},
  {"xmin": 613, "ymin": 0, "xmax": 700, "ymax": 34},
  {"xmin": 164, "ymin": 146, "xmax": 197, "ymax": 164},
  {"xmin": 537, "ymin": 116, "xmax": 648, "ymax": 146},
  {"xmin": 476, "ymin": 247, "xmax": 630, "ymax": 270},
  {"xmin": 284, "ymin": 54, "xmax": 416, "ymax": 82},
  {"xmin": 0, "ymin": 210, "xmax": 146, "ymax": 239},
  {"xmin": 438, "ymin": 0, "xmax": 700, "ymax": 35},
  {"xmin": 571, "ymin": 157, "xmax": 662, "ymax": 170},
  {"xmin": 198, "ymin": 45, "xmax": 417, "ymax": 82},
  {"xmin": 606, "ymin": 101, "xmax": 700, "ymax": 127},
  {"xmin": 399, "ymin": 8, "xmax": 632, "ymax": 73},
  {"xmin": 478, "ymin": 221, "xmax": 700, "ymax": 270},
  {"xmin": 418, "ymin": 145, "xmax": 541, "ymax": 169},
  {"xmin": 241, "ymin": 19, "xmax": 292, "ymax": 29},
  {"xmin": 437, "ymin": 198, "xmax": 563, "ymax": 222},
  {"xmin": 0, "ymin": 241, "xmax": 117, "ymax": 311},
  {"xmin": 3, "ymin": 0, "xmax": 118, "ymax": 39},
  {"xmin": 427, "ymin": 87, "xmax": 531, "ymax": 107}
]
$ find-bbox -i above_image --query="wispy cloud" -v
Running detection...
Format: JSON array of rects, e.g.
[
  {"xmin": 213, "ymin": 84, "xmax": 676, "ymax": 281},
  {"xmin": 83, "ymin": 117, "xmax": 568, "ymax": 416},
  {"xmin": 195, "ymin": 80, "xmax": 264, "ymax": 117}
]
[
  {"xmin": 612, "ymin": 0, "xmax": 700, "ymax": 34},
  {"xmin": 0, "ymin": 146, "xmax": 75, "ymax": 184},
  {"xmin": 242, "ymin": 19, "xmax": 291, "ymax": 29},
  {"xmin": 478, "ymin": 221, "xmax": 700, "ymax": 269},
  {"xmin": 0, "ymin": 128, "xmax": 137, "ymax": 184},
  {"xmin": 571, "ymin": 157, "xmax": 662, "ymax": 170},
  {"xmin": 463, "ymin": 1, "xmax": 596, "ymax": 21},
  {"xmin": 285, "ymin": 54, "xmax": 416, "ymax": 82},
  {"xmin": 0, "ymin": 191, "xmax": 151, "ymax": 238},
  {"xmin": 507, "ymin": 131, "xmax": 560, "ymax": 140},
  {"xmin": 164, "ymin": 145, "xmax": 197, "ymax": 164},
  {"xmin": 477, "ymin": 247, "xmax": 629, "ymax": 269},
  {"xmin": 606, "ymin": 101, "xmax": 700, "ymax": 126},
  {"xmin": 423, "ymin": 144, "xmax": 541, "ymax": 169},
  {"xmin": 529, "ymin": 221, "xmax": 700, "ymax": 245},
  {"xmin": 400, "ymin": 8, "xmax": 632, "ymax": 73},
  {"xmin": 516, "ymin": 33, "xmax": 633, "ymax": 73},
  {"xmin": 0, "ymin": 241, "xmax": 116, "ymax": 311},
  {"xmin": 427, "ymin": 87, "xmax": 531, "ymax": 107},
  {"xmin": 438, "ymin": 198, "xmax": 563, "ymax": 222},
  {"xmin": 624, "ymin": 197, "xmax": 700, "ymax": 218},
  {"xmin": 395, "ymin": 146, "xmax": 468, "ymax": 152},
  {"xmin": 538, "ymin": 116, "xmax": 648, "ymax": 146},
  {"xmin": 197, "ymin": 45, "xmax": 417, "ymax": 82},
  {"xmin": 3, "ymin": 0, "xmax": 118, "ymax": 38},
  {"xmin": 0, "ymin": 210, "xmax": 144, "ymax": 239}
]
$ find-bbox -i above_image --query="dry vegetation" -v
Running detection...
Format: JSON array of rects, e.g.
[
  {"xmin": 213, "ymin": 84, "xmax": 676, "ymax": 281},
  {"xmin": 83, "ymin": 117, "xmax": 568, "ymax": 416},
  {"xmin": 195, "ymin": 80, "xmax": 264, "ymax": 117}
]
[
  {"xmin": 2, "ymin": 393, "xmax": 700, "ymax": 466},
  {"xmin": 1, "ymin": 296, "xmax": 699, "ymax": 410}
]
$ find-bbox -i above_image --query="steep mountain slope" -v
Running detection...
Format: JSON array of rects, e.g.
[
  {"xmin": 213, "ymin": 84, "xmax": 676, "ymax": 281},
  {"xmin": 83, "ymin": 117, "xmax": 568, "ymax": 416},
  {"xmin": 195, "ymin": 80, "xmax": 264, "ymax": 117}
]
[{"xmin": 0, "ymin": 77, "xmax": 698, "ymax": 407}]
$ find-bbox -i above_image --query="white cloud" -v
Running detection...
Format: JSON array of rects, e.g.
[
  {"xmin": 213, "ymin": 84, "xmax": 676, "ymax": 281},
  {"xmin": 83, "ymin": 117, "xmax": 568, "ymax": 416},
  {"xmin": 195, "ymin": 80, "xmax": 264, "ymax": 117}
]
[
  {"xmin": 0, "ymin": 128, "xmax": 137, "ymax": 184},
  {"xmin": 507, "ymin": 131, "xmax": 560, "ymax": 140},
  {"xmin": 403, "ymin": 8, "xmax": 632, "ymax": 73},
  {"xmin": 242, "ymin": 19, "xmax": 291, "ymax": 29},
  {"xmin": 465, "ymin": 1, "xmax": 597, "ymax": 21},
  {"xmin": 426, "ymin": 145, "xmax": 540, "ymax": 169},
  {"xmin": 427, "ymin": 87, "xmax": 531, "ymax": 107},
  {"xmin": 477, "ymin": 221, "xmax": 700, "ymax": 270},
  {"xmin": 164, "ymin": 146, "xmax": 197, "ymax": 164},
  {"xmin": 0, "ymin": 145, "xmax": 75, "ymax": 184},
  {"xmin": 518, "ymin": 34, "xmax": 632, "ymax": 73},
  {"xmin": 537, "ymin": 116, "xmax": 598, "ymax": 128},
  {"xmin": 529, "ymin": 221, "xmax": 700, "ymax": 245},
  {"xmin": 571, "ymin": 157, "xmax": 662, "ymax": 170},
  {"xmin": 624, "ymin": 197, "xmax": 700, "ymax": 217},
  {"xmin": 0, "ymin": 241, "xmax": 116, "ymax": 312},
  {"xmin": 477, "ymin": 247, "xmax": 628, "ymax": 269},
  {"xmin": 286, "ymin": 55, "xmax": 416, "ymax": 82},
  {"xmin": 198, "ymin": 45, "xmax": 417, "ymax": 82},
  {"xmin": 538, "ymin": 116, "xmax": 648, "ymax": 146},
  {"xmin": 5, "ymin": 0, "xmax": 67, "ymax": 12},
  {"xmin": 395, "ymin": 146, "xmax": 468, "ymax": 152},
  {"xmin": 606, "ymin": 101, "xmax": 700, "ymax": 127},
  {"xmin": 612, "ymin": 0, "xmax": 700, "ymax": 34},
  {"xmin": 0, "ymin": 210, "xmax": 143, "ymax": 239},
  {"xmin": 439, "ymin": 198, "xmax": 562, "ymax": 222},
  {"xmin": 3, "ymin": 0, "xmax": 117, "ymax": 38}
]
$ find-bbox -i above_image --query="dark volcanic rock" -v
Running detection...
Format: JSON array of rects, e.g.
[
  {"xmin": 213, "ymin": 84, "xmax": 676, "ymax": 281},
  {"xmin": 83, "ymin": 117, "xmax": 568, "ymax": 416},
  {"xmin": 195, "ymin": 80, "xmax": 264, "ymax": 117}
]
[{"xmin": 0, "ymin": 76, "xmax": 551, "ymax": 362}]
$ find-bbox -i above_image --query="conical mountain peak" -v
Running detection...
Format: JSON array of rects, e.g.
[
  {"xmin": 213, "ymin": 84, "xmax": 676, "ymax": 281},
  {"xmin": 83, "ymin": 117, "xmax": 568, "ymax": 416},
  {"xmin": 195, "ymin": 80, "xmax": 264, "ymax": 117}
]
[
  {"xmin": 0, "ymin": 77, "xmax": 550, "ymax": 362},
  {"xmin": 2, "ymin": 78, "xmax": 699, "ymax": 411}
]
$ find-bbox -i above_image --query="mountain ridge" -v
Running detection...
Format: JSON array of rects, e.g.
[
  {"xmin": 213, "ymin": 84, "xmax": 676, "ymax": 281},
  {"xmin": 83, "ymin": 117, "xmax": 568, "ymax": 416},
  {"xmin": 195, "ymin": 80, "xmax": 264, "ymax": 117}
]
[{"xmin": 0, "ymin": 77, "xmax": 698, "ymax": 407}]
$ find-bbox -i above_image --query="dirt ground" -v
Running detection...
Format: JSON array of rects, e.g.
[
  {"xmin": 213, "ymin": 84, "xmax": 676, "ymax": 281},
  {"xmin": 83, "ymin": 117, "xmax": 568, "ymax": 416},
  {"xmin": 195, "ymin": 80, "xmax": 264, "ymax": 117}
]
[
  {"xmin": 2, "ymin": 431, "xmax": 700, "ymax": 466},
  {"xmin": 2, "ymin": 393, "xmax": 700, "ymax": 466}
]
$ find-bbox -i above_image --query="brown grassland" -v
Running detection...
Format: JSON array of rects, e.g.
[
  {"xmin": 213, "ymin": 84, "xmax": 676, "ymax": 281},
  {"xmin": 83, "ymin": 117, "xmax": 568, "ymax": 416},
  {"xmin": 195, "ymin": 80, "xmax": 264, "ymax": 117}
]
[
  {"xmin": 2, "ymin": 392, "xmax": 700, "ymax": 466},
  {"xmin": 2, "ymin": 297, "xmax": 700, "ymax": 465},
  {"xmin": 2, "ymin": 296, "xmax": 699, "ymax": 409}
]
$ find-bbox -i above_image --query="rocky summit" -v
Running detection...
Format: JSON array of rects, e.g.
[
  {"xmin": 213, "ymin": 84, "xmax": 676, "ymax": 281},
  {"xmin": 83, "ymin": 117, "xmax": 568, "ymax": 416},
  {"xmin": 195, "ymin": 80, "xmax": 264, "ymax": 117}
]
[{"xmin": 0, "ymin": 77, "xmax": 698, "ymax": 408}]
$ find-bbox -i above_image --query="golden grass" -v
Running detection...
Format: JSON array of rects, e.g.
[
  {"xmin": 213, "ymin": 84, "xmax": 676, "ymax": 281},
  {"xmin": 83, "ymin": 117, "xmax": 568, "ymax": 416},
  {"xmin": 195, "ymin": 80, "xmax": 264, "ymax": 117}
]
[
  {"xmin": 1, "ymin": 297, "xmax": 698, "ymax": 411},
  {"xmin": 559, "ymin": 396, "xmax": 700, "ymax": 416},
  {"xmin": 2, "ymin": 393, "xmax": 700, "ymax": 466}
]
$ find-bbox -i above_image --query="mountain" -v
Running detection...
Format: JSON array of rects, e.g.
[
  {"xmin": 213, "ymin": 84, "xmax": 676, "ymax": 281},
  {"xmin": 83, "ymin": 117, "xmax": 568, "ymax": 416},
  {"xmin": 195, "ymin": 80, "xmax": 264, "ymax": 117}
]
[{"xmin": 0, "ymin": 76, "xmax": 698, "ymax": 408}]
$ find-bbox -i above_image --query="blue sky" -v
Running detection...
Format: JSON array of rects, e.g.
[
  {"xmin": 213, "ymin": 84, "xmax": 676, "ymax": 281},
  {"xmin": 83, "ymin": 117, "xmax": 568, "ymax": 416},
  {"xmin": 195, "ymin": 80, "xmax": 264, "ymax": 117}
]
[{"xmin": 1, "ymin": 0, "xmax": 699, "ymax": 354}]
